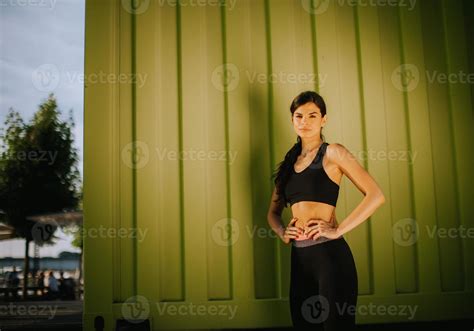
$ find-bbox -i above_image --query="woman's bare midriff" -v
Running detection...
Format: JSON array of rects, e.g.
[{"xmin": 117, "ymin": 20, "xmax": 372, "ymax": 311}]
[
  {"xmin": 291, "ymin": 201, "xmax": 337, "ymax": 241},
  {"xmin": 290, "ymin": 145, "xmax": 342, "ymax": 240}
]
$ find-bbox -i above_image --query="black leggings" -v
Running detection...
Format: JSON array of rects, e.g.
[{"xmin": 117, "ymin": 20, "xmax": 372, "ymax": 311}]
[{"xmin": 289, "ymin": 237, "xmax": 358, "ymax": 330}]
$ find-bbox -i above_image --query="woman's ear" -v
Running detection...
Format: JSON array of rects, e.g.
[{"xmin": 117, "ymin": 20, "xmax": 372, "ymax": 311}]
[{"xmin": 321, "ymin": 115, "xmax": 327, "ymax": 127}]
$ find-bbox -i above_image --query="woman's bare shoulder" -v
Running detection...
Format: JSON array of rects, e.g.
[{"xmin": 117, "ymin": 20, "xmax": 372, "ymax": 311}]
[{"xmin": 326, "ymin": 142, "xmax": 351, "ymax": 160}]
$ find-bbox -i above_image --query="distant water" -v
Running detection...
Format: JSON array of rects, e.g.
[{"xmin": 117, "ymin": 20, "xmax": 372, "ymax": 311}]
[{"xmin": 0, "ymin": 257, "xmax": 80, "ymax": 271}]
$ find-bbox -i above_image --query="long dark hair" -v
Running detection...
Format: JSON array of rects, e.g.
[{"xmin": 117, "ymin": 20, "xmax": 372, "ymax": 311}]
[{"xmin": 271, "ymin": 90, "xmax": 327, "ymax": 207}]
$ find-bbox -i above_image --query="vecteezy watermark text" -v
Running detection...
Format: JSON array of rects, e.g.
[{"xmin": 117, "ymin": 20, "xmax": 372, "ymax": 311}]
[
  {"xmin": 0, "ymin": 302, "xmax": 58, "ymax": 320},
  {"xmin": 0, "ymin": 0, "xmax": 57, "ymax": 9},
  {"xmin": 121, "ymin": 296, "xmax": 238, "ymax": 323}
]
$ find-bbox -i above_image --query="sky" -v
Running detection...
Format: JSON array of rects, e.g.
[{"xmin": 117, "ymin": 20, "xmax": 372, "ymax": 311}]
[{"xmin": 0, "ymin": 0, "xmax": 85, "ymax": 258}]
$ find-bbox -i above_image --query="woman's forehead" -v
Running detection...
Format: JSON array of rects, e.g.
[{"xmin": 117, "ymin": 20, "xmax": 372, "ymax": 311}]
[{"xmin": 295, "ymin": 103, "xmax": 321, "ymax": 114}]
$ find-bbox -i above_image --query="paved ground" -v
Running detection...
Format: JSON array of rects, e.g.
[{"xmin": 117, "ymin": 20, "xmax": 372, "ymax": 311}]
[
  {"xmin": 0, "ymin": 300, "xmax": 82, "ymax": 331},
  {"xmin": 0, "ymin": 300, "xmax": 472, "ymax": 330}
]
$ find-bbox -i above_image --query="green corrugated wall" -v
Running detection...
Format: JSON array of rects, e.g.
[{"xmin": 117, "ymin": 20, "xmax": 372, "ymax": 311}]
[{"xmin": 84, "ymin": 0, "xmax": 474, "ymax": 330}]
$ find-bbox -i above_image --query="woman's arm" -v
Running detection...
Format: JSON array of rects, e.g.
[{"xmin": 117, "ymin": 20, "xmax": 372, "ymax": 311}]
[
  {"xmin": 267, "ymin": 186, "xmax": 286, "ymax": 240},
  {"xmin": 328, "ymin": 143, "xmax": 386, "ymax": 237},
  {"xmin": 330, "ymin": 209, "xmax": 338, "ymax": 228}
]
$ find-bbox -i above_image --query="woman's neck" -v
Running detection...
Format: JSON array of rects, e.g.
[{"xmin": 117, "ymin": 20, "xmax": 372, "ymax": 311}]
[{"xmin": 300, "ymin": 137, "xmax": 323, "ymax": 154}]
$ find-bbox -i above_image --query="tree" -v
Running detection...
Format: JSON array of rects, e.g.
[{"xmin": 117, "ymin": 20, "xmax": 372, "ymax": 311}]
[
  {"xmin": 0, "ymin": 93, "xmax": 81, "ymax": 299},
  {"xmin": 63, "ymin": 196, "xmax": 84, "ymax": 284}
]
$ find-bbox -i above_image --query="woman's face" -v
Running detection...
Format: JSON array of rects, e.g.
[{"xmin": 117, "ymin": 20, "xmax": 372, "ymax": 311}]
[{"xmin": 292, "ymin": 102, "xmax": 326, "ymax": 138}]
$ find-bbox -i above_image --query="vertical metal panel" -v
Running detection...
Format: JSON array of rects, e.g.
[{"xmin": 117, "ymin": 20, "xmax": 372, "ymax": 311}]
[
  {"xmin": 267, "ymin": 0, "xmax": 316, "ymax": 299},
  {"xmin": 83, "ymin": 0, "xmax": 120, "ymax": 329},
  {"xmin": 420, "ymin": 0, "xmax": 463, "ymax": 291},
  {"xmin": 179, "ymin": 2, "xmax": 229, "ymax": 302},
  {"xmin": 226, "ymin": 0, "xmax": 256, "ymax": 302},
  {"xmin": 155, "ymin": 2, "xmax": 183, "ymax": 302},
  {"xmin": 398, "ymin": 1, "xmax": 441, "ymax": 294},
  {"xmin": 465, "ymin": 0, "xmax": 474, "ymax": 119},
  {"xmin": 442, "ymin": 0, "xmax": 474, "ymax": 292},
  {"xmin": 84, "ymin": 0, "xmax": 474, "ymax": 329},
  {"xmin": 356, "ymin": 4, "xmax": 395, "ymax": 296},
  {"xmin": 378, "ymin": 5, "xmax": 417, "ymax": 293},
  {"xmin": 333, "ymin": 1, "xmax": 374, "ymax": 295},
  {"xmin": 117, "ymin": 0, "xmax": 135, "ymax": 302},
  {"xmin": 246, "ymin": 0, "xmax": 277, "ymax": 300}
]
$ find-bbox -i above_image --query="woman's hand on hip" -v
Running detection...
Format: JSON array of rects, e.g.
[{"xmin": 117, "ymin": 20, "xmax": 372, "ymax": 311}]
[
  {"xmin": 282, "ymin": 217, "xmax": 303, "ymax": 244},
  {"xmin": 304, "ymin": 219, "xmax": 341, "ymax": 240}
]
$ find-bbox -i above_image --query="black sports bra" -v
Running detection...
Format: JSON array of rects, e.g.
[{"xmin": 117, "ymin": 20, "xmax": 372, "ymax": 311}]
[{"xmin": 284, "ymin": 142, "xmax": 340, "ymax": 207}]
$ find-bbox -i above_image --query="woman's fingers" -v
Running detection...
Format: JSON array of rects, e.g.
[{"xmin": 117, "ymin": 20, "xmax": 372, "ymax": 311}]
[
  {"xmin": 286, "ymin": 227, "xmax": 301, "ymax": 236},
  {"xmin": 304, "ymin": 219, "xmax": 333, "ymax": 233},
  {"xmin": 307, "ymin": 221, "xmax": 335, "ymax": 239},
  {"xmin": 304, "ymin": 223, "xmax": 320, "ymax": 234},
  {"xmin": 284, "ymin": 224, "xmax": 303, "ymax": 239},
  {"xmin": 305, "ymin": 222, "xmax": 330, "ymax": 235},
  {"xmin": 306, "ymin": 228, "xmax": 321, "ymax": 239},
  {"xmin": 306, "ymin": 219, "xmax": 323, "ymax": 227},
  {"xmin": 288, "ymin": 218, "xmax": 334, "ymax": 240},
  {"xmin": 284, "ymin": 231, "xmax": 298, "ymax": 239},
  {"xmin": 291, "ymin": 226, "xmax": 303, "ymax": 234},
  {"xmin": 289, "ymin": 217, "xmax": 298, "ymax": 226}
]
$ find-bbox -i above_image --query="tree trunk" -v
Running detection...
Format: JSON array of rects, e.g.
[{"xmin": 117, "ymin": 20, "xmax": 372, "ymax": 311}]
[
  {"xmin": 79, "ymin": 248, "xmax": 83, "ymax": 283},
  {"xmin": 79, "ymin": 247, "xmax": 83, "ymax": 300},
  {"xmin": 23, "ymin": 238, "xmax": 30, "ymax": 299}
]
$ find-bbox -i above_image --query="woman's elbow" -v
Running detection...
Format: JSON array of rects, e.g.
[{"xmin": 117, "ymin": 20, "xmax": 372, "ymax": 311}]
[
  {"xmin": 375, "ymin": 190, "xmax": 386, "ymax": 205},
  {"xmin": 266, "ymin": 212, "xmax": 272, "ymax": 224},
  {"xmin": 266, "ymin": 211, "xmax": 274, "ymax": 223},
  {"xmin": 267, "ymin": 210, "xmax": 282, "ymax": 223},
  {"xmin": 367, "ymin": 188, "xmax": 385, "ymax": 206}
]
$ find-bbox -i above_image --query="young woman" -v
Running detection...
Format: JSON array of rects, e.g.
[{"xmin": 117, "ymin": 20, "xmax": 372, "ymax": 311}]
[{"xmin": 267, "ymin": 91, "xmax": 385, "ymax": 330}]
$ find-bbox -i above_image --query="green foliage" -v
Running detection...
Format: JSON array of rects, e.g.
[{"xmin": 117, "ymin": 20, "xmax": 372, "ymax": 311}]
[
  {"xmin": 58, "ymin": 251, "xmax": 81, "ymax": 259},
  {"xmin": 63, "ymin": 223, "xmax": 83, "ymax": 250},
  {"xmin": 0, "ymin": 93, "xmax": 82, "ymax": 242}
]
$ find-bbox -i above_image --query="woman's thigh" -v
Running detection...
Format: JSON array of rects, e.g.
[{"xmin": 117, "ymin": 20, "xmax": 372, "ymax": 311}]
[
  {"xmin": 289, "ymin": 245, "xmax": 325, "ymax": 330},
  {"xmin": 316, "ymin": 238, "xmax": 358, "ymax": 331}
]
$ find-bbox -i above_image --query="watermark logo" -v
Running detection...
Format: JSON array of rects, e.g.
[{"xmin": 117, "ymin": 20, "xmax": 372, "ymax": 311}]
[
  {"xmin": 211, "ymin": 63, "xmax": 240, "ymax": 92},
  {"xmin": 425, "ymin": 70, "xmax": 474, "ymax": 85},
  {"xmin": 301, "ymin": 0, "xmax": 330, "ymax": 15},
  {"xmin": 2, "ymin": 149, "xmax": 58, "ymax": 165},
  {"xmin": 245, "ymin": 70, "xmax": 325, "ymax": 86},
  {"xmin": 0, "ymin": 302, "xmax": 59, "ymax": 320},
  {"xmin": 121, "ymin": 141, "xmax": 150, "ymax": 169},
  {"xmin": 156, "ymin": 301, "xmax": 238, "ymax": 319},
  {"xmin": 31, "ymin": 219, "xmax": 59, "ymax": 244},
  {"xmin": 156, "ymin": 147, "xmax": 238, "ymax": 164},
  {"xmin": 122, "ymin": 295, "xmax": 150, "ymax": 323},
  {"xmin": 302, "ymin": 0, "xmax": 416, "ymax": 15},
  {"xmin": 391, "ymin": 64, "xmax": 419, "ymax": 92},
  {"xmin": 211, "ymin": 64, "xmax": 328, "ymax": 91},
  {"xmin": 158, "ymin": 0, "xmax": 237, "ymax": 10},
  {"xmin": 392, "ymin": 218, "xmax": 419, "ymax": 246},
  {"xmin": 121, "ymin": 143, "xmax": 239, "ymax": 169},
  {"xmin": 32, "ymin": 64, "xmax": 60, "ymax": 92},
  {"xmin": 63, "ymin": 225, "xmax": 149, "ymax": 242},
  {"xmin": 337, "ymin": 302, "xmax": 418, "ymax": 319},
  {"xmin": 122, "ymin": 0, "xmax": 150, "ymax": 14},
  {"xmin": 425, "ymin": 225, "xmax": 474, "ymax": 240},
  {"xmin": 301, "ymin": 294, "xmax": 330, "ymax": 324},
  {"xmin": 0, "ymin": 0, "xmax": 57, "ymax": 9},
  {"xmin": 211, "ymin": 218, "xmax": 239, "ymax": 246}
]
